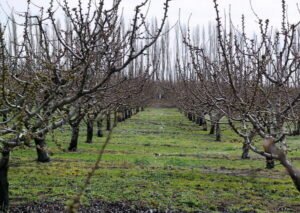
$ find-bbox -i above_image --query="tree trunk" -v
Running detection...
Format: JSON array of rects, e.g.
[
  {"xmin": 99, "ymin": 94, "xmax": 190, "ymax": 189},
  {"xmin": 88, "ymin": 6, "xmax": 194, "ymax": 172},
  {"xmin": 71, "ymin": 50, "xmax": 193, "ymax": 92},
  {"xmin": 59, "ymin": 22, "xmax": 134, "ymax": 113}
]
[
  {"xmin": 197, "ymin": 117, "xmax": 203, "ymax": 126},
  {"xmin": 0, "ymin": 149, "xmax": 9, "ymax": 212},
  {"xmin": 141, "ymin": 107, "xmax": 144, "ymax": 111},
  {"xmin": 294, "ymin": 120, "xmax": 300, "ymax": 135},
  {"xmin": 117, "ymin": 112, "xmax": 123, "ymax": 122},
  {"xmin": 199, "ymin": 117, "xmax": 203, "ymax": 126},
  {"xmin": 106, "ymin": 112, "xmax": 111, "ymax": 131},
  {"xmin": 280, "ymin": 157, "xmax": 300, "ymax": 191},
  {"xmin": 215, "ymin": 122, "xmax": 221, "ymax": 141},
  {"xmin": 97, "ymin": 120, "xmax": 103, "ymax": 137},
  {"xmin": 188, "ymin": 112, "xmax": 193, "ymax": 121},
  {"xmin": 192, "ymin": 114, "xmax": 196, "ymax": 123},
  {"xmin": 209, "ymin": 123, "xmax": 215, "ymax": 135},
  {"xmin": 265, "ymin": 157, "xmax": 275, "ymax": 169},
  {"xmin": 124, "ymin": 110, "xmax": 128, "ymax": 120},
  {"xmin": 127, "ymin": 110, "xmax": 132, "ymax": 118},
  {"xmin": 241, "ymin": 142, "xmax": 250, "ymax": 159},
  {"xmin": 68, "ymin": 124, "xmax": 80, "ymax": 151},
  {"xmin": 86, "ymin": 118, "xmax": 94, "ymax": 143},
  {"xmin": 34, "ymin": 133, "xmax": 50, "ymax": 162},
  {"xmin": 130, "ymin": 109, "xmax": 133, "ymax": 117},
  {"xmin": 113, "ymin": 111, "xmax": 117, "ymax": 128},
  {"xmin": 202, "ymin": 118, "xmax": 208, "ymax": 131}
]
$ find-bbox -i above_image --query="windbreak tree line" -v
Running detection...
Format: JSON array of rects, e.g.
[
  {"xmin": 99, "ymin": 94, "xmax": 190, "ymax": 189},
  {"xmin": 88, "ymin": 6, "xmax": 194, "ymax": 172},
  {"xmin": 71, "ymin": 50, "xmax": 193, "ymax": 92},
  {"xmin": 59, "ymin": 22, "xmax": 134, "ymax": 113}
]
[{"xmin": 0, "ymin": 0, "xmax": 170, "ymax": 211}]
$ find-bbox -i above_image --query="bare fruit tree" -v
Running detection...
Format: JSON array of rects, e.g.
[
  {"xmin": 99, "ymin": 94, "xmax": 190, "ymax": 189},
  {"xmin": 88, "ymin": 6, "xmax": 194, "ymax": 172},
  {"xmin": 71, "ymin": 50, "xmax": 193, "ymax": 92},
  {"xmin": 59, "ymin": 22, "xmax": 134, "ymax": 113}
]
[
  {"xmin": 180, "ymin": 0, "xmax": 300, "ymax": 191},
  {"xmin": 0, "ymin": 0, "xmax": 171, "ymax": 210}
]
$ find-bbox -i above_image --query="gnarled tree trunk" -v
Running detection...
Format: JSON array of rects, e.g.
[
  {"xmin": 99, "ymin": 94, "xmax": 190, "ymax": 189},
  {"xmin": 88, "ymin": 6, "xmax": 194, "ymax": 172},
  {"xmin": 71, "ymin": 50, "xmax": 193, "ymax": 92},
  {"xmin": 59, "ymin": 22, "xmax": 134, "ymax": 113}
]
[
  {"xmin": 35, "ymin": 133, "xmax": 50, "ymax": 162},
  {"xmin": 0, "ymin": 149, "xmax": 9, "ymax": 212}
]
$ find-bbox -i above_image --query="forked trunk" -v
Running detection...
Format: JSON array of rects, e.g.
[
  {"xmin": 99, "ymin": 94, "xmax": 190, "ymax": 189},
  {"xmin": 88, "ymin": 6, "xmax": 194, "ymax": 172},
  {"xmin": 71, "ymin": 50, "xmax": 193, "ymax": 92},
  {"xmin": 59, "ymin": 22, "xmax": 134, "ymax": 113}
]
[
  {"xmin": 0, "ymin": 149, "xmax": 9, "ymax": 212},
  {"xmin": 34, "ymin": 133, "xmax": 50, "ymax": 163}
]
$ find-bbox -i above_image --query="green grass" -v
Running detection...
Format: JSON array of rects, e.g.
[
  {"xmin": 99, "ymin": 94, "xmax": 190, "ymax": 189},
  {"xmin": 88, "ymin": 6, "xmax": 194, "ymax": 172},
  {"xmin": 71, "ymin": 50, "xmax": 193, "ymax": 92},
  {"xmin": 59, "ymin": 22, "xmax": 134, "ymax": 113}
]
[{"xmin": 8, "ymin": 108, "xmax": 300, "ymax": 212}]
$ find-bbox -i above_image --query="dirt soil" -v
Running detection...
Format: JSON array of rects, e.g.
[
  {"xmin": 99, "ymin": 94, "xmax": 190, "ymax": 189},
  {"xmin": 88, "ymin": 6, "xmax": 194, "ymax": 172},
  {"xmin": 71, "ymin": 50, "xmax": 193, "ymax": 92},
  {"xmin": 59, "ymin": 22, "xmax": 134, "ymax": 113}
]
[{"xmin": 9, "ymin": 200, "xmax": 173, "ymax": 213}]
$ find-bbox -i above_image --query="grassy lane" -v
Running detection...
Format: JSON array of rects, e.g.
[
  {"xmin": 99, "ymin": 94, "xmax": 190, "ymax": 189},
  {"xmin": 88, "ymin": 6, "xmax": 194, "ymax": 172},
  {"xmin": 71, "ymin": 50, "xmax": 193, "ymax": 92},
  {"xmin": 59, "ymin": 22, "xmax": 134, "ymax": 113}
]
[{"xmin": 9, "ymin": 108, "xmax": 300, "ymax": 212}]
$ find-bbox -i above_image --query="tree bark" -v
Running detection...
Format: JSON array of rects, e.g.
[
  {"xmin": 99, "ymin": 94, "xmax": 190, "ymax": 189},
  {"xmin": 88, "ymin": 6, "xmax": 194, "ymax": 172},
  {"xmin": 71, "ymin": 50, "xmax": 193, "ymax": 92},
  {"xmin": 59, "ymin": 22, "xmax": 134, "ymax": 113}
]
[
  {"xmin": 113, "ymin": 111, "xmax": 117, "ymax": 128},
  {"xmin": 202, "ymin": 118, "xmax": 208, "ymax": 131},
  {"xmin": 199, "ymin": 117, "xmax": 203, "ymax": 126},
  {"xmin": 197, "ymin": 116, "xmax": 203, "ymax": 126},
  {"xmin": 280, "ymin": 157, "xmax": 300, "ymax": 191},
  {"xmin": 215, "ymin": 122, "xmax": 221, "ymax": 141},
  {"xmin": 68, "ymin": 124, "xmax": 80, "ymax": 151},
  {"xmin": 125, "ymin": 110, "xmax": 129, "ymax": 120},
  {"xmin": 106, "ymin": 112, "xmax": 111, "ymax": 131},
  {"xmin": 265, "ymin": 157, "xmax": 275, "ymax": 169},
  {"xmin": 241, "ymin": 142, "xmax": 250, "ymax": 159},
  {"xmin": 0, "ymin": 149, "xmax": 9, "ymax": 212},
  {"xmin": 86, "ymin": 118, "xmax": 94, "ymax": 143},
  {"xmin": 34, "ymin": 133, "xmax": 50, "ymax": 163},
  {"xmin": 191, "ymin": 114, "xmax": 195, "ymax": 123},
  {"xmin": 97, "ymin": 120, "xmax": 103, "ymax": 137},
  {"xmin": 294, "ymin": 120, "xmax": 300, "ymax": 135},
  {"xmin": 209, "ymin": 123, "xmax": 215, "ymax": 135},
  {"xmin": 189, "ymin": 113, "xmax": 193, "ymax": 121},
  {"xmin": 117, "ymin": 112, "xmax": 123, "ymax": 122}
]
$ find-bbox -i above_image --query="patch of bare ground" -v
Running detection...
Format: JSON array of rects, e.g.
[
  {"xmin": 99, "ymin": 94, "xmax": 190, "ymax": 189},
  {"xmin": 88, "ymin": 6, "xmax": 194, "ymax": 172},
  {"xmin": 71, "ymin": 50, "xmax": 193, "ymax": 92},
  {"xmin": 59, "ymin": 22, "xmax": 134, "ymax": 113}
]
[
  {"xmin": 9, "ymin": 200, "xmax": 180, "ymax": 213},
  {"xmin": 10, "ymin": 200, "xmax": 300, "ymax": 213},
  {"xmin": 199, "ymin": 166, "xmax": 287, "ymax": 179}
]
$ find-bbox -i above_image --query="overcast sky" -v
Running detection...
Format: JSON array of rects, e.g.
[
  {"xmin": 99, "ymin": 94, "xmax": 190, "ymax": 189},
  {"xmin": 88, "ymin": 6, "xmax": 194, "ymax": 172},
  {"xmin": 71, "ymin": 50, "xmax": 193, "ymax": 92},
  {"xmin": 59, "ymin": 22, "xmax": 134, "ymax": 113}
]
[{"xmin": 0, "ymin": 0, "xmax": 300, "ymax": 34}]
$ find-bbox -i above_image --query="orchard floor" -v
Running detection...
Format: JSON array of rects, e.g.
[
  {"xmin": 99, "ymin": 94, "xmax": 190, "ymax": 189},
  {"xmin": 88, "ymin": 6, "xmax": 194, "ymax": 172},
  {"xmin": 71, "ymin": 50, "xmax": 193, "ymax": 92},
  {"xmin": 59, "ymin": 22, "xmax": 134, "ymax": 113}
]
[{"xmin": 9, "ymin": 108, "xmax": 300, "ymax": 212}]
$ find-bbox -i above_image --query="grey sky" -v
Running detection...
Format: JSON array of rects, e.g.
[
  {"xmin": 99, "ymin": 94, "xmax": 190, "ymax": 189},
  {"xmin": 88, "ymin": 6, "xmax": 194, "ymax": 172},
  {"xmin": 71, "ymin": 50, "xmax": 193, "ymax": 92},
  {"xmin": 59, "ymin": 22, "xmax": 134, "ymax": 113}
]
[{"xmin": 0, "ymin": 0, "xmax": 300, "ymax": 34}]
